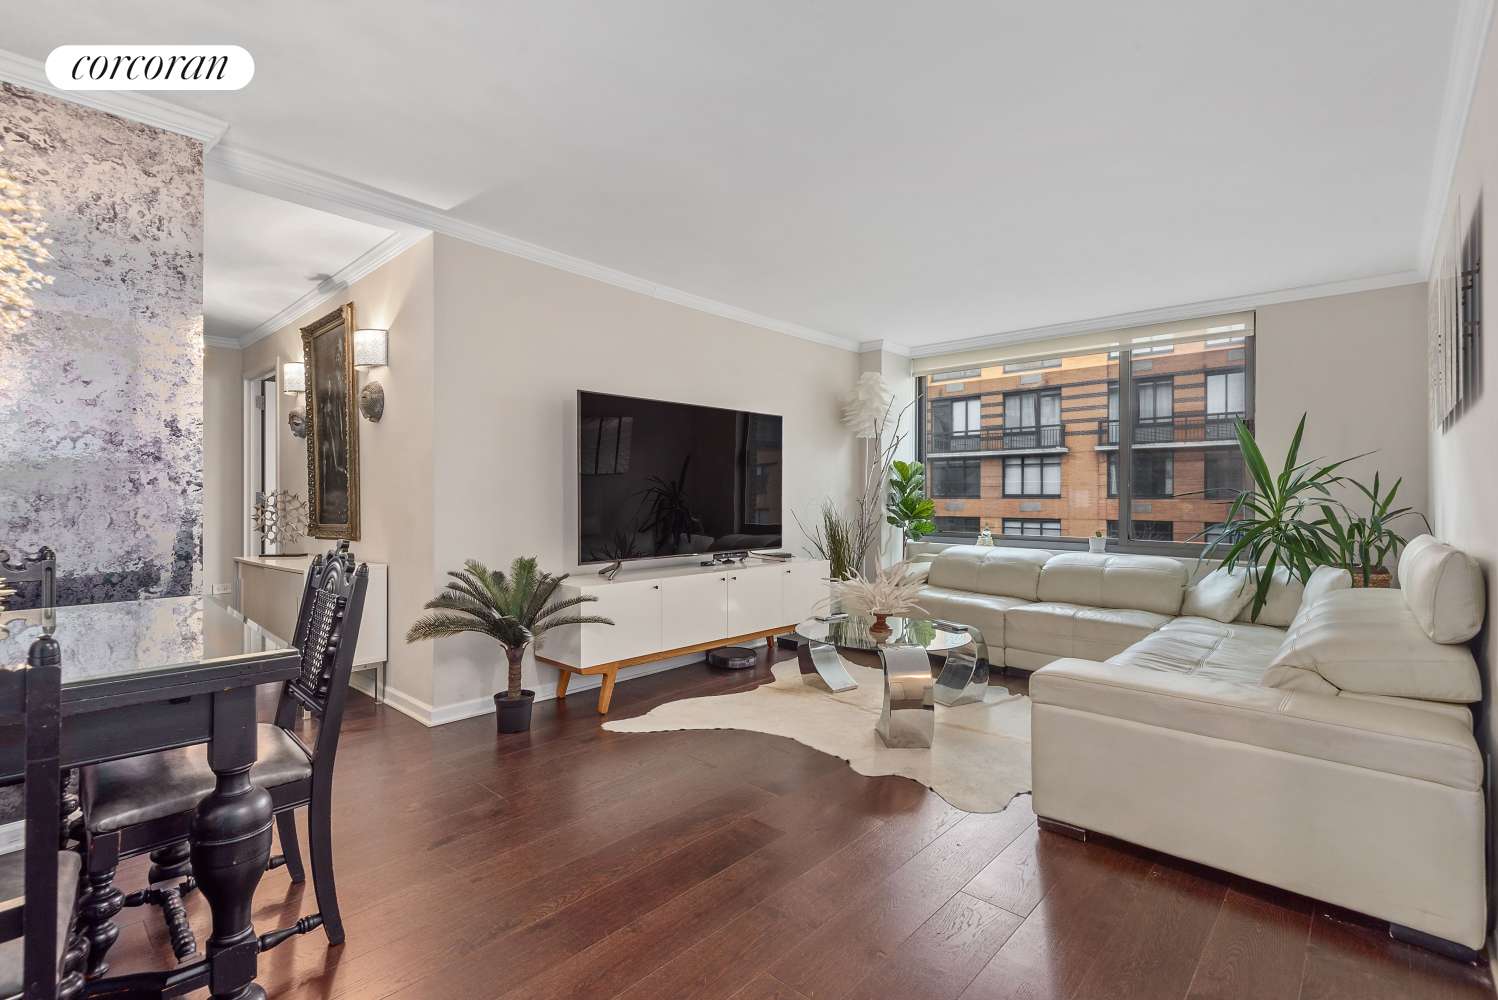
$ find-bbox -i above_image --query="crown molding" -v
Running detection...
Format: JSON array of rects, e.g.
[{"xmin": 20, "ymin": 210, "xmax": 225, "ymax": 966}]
[
  {"xmin": 0, "ymin": 48, "xmax": 230, "ymax": 150},
  {"xmin": 204, "ymin": 143, "xmax": 861, "ymax": 354},
  {"xmin": 1417, "ymin": 0, "xmax": 1496, "ymax": 278},
  {"xmin": 202, "ymin": 335, "xmax": 241, "ymax": 349},
  {"xmin": 235, "ymin": 229, "xmax": 430, "ymax": 349},
  {"xmin": 908, "ymin": 269, "xmax": 1424, "ymax": 359},
  {"xmin": 857, "ymin": 339, "xmax": 912, "ymax": 357}
]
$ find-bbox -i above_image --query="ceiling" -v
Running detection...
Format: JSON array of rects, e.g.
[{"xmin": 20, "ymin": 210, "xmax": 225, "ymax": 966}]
[
  {"xmin": 202, "ymin": 181, "xmax": 393, "ymax": 343},
  {"xmin": 0, "ymin": 2, "xmax": 1486, "ymax": 353}
]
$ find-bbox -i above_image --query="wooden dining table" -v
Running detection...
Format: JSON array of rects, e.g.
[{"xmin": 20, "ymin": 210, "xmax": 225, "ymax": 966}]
[{"xmin": 0, "ymin": 595, "xmax": 301, "ymax": 1000}]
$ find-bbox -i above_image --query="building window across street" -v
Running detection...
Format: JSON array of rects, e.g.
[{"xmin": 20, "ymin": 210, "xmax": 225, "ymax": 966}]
[
  {"xmin": 1004, "ymin": 454, "xmax": 1061, "ymax": 496},
  {"xmin": 1003, "ymin": 518, "xmax": 1062, "ymax": 537},
  {"xmin": 931, "ymin": 458, "xmax": 982, "ymax": 498},
  {"xmin": 1107, "ymin": 519, "xmax": 1174, "ymax": 541}
]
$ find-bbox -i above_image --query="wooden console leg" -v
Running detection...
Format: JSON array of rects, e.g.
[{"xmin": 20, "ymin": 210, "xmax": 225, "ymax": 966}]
[
  {"xmin": 597, "ymin": 669, "xmax": 618, "ymax": 714},
  {"xmin": 556, "ymin": 671, "xmax": 571, "ymax": 699}
]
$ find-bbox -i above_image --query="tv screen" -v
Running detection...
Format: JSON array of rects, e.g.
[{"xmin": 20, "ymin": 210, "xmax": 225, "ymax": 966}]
[{"xmin": 578, "ymin": 391, "xmax": 782, "ymax": 565}]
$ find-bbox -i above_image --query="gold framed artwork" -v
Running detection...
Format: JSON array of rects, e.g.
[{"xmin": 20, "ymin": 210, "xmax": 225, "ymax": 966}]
[{"xmin": 302, "ymin": 303, "xmax": 361, "ymax": 539}]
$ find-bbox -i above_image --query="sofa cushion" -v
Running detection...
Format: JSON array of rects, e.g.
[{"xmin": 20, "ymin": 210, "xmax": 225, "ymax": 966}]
[
  {"xmin": 913, "ymin": 584, "xmax": 1027, "ymax": 654},
  {"xmin": 1399, "ymin": 534, "xmax": 1485, "ymax": 644},
  {"xmin": 1338, "ymin": 692, "xmax": 1473, "ymax": 729},
  {"xmin": 1107, "ymin": 619, "xmax": 1285, "ymax": 686},
  {"xmin": 1181, "ymin": 567, "xmax": 1255, "ymax": 623},
  {"xmin": 1035, "ymin": 553, "xmax": 1188, "ymax": 616},
  {"xmin": 1032, "ymin": 657, "xmax": 1483, "ymax": 792},
  {"xmin": 1261, "ymin": 589, "xmax": 1482, "ymax": 703},
  {"xmin": 926, "ymin": 546, "xmax": 1053, "ymax": 601},
  {"xmin": 1232, "ymin": 565, "xmax": 1303, "ymax": 626},
  {"xmin": 1005, "ymin": 602, "xmax": 1172, "ymax": 662}
]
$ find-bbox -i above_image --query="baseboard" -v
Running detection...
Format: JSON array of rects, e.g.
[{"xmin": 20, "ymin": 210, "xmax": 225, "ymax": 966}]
[
  {"xmin": 405, "ymin": 649, "xmax": 731, "ymax": 728},
  {"xmin": 0, "ymin": 820, "xmax": 23, "ymax": 856}
]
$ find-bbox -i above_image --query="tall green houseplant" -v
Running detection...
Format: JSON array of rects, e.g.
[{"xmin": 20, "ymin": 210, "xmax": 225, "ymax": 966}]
[
  {"xmin": 406, "ymin": 557, "xmax": 613, "ymax": 728},
  {"xmin": 886, "ymin": 460, "xmax": 936, "ymax": 553},
  {"xmin": 1202, "ymin": 414, "xmax": 1356, "ymax": 619}
]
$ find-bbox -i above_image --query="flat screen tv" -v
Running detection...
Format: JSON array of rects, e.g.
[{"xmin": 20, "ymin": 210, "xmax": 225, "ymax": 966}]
[{"xmin": 577, "ymin": 391, "xmax": 782, "ymax": 565}]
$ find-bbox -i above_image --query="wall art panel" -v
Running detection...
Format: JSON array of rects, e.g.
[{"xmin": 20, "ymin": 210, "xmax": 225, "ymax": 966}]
[{"xmin": 0, "ymin": 83, "xmax": 204, "ymax": 605}]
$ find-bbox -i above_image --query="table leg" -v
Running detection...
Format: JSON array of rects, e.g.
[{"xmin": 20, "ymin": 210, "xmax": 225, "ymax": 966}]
[{"xmin": 191, "ymin": 686, "xmax": 274, "ymax": 1000}]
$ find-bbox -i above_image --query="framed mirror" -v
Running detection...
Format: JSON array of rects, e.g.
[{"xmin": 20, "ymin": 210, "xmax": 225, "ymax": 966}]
[{"xmin": 301, "ymin": 303, "xmax": 361, "ymax": 539}]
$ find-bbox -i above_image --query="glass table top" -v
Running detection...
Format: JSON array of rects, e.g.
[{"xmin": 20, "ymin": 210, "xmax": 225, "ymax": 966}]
[
  {"xmin": 0, "ymin": 595, "xmax": 295, "ymax": 686},
  {"xmin": 795, "ymin": 616, "xmax": 974, "ymax": 653}
]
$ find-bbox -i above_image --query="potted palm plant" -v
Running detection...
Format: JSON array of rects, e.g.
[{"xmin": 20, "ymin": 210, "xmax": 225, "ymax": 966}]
[
  {"xmin": 1317, "ymin": 473, "xmax": 1429, "ymax": 588},
  {"xmin": 406, "ymin": 557, "xmax": 614, "ymax": 733},
  {"xmin": 1198, "ymin": 414, "xmax": 1357, "ymax": 620}
]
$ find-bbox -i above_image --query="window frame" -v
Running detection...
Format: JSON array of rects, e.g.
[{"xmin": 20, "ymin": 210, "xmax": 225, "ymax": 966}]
[
  {"xmin": 929, "ymin": 456, "xmax": 983, "ymax": 499},
  {"xmin": 1002, "ymin": 453, "xmax": 1061, "ymax": 498}
]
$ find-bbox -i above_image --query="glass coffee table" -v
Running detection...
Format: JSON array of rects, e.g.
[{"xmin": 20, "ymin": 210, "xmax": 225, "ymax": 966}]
[
  {"xmin": 792, "ymin": 615, "xmax": 973, "ymax": 694},
  {"xmin": 795, "ymin": 615, "xmax": 974, "ymax": 654}
]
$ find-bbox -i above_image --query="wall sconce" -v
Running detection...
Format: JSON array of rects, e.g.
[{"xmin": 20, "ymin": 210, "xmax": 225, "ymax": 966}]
[
  {"xmin": 354, "ymin": 328, "xmax": 387, "ymax": 422},
  {"xmin": 282, "ymin": 360, "xmax": 306, "ymax": 394}
]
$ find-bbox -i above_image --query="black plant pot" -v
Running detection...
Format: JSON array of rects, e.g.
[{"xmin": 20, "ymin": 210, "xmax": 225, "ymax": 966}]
[{"xmin": 494, "ymin": 690, "xmax": 535, "ymax": 734}]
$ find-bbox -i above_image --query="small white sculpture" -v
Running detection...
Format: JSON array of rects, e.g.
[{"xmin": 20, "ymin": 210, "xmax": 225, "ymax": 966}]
[
  {"xmin": 252, "ymin": 490, "xmax": 310, "ymax": 553},
  {"xmin": 975, "ymin": 525, "xmax": 994, "ymax": 547}
]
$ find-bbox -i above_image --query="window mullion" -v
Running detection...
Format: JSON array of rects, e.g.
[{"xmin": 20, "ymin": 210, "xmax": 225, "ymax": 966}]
[{"xmin": 1118, "ymin": 350, "xmax": 1134, "ymax": 543}]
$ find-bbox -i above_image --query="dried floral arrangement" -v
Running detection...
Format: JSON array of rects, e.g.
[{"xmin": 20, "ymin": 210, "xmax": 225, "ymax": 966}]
[{"xmin": 825, "ymin": 559, "xmax": 927, "ymax": 618}]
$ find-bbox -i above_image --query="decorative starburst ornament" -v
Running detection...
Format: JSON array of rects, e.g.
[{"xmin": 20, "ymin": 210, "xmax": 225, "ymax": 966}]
[{"xmin": 252, "ymin": 490, "xmax": 311, "ymax": 553}]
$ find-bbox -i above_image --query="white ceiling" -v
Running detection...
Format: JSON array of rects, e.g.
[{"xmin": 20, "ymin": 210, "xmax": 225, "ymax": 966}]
[
  {"xmin": 0, "ymin": 2, "xmax": 1486, "ymax": 352},
  {"xmin": 202, "ymin": 180, "xmax": 393, "ymax": 343}
]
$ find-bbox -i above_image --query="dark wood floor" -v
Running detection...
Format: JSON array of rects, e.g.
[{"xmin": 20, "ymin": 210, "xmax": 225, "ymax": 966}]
[{"xmin": 102, "ymin": 644, "xmax": 1496, "ymax": 1000}]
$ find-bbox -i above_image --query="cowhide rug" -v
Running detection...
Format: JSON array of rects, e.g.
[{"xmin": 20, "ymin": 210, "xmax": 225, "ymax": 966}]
[{"xmin": 603, "ymin": 656, "xmax": 1031, "ymax": 813}]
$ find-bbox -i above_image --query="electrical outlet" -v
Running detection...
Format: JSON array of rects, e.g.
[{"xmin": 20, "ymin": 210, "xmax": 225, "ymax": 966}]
[{"xmin": 212, "ymin": 583, "xmax": 232, "ymax": 595}]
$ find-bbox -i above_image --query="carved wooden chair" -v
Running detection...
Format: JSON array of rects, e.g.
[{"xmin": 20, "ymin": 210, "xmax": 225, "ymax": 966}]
[
  {"xmin": 0, "ymin": 636, "xmax": 88, "ymax": 1000},
  {"xmin": 0, "ymin": 547, "xmax": 57, "ymax": 636},
  {"xmin": 73, "ymin": 547, "xmax": 368, "ymax": 978}
]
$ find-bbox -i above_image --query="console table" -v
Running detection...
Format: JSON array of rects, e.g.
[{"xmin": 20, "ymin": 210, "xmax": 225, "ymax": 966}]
[
  {"xmin": 235, "ymin": 555, "xmax": 388, "ymax": 700},
  {"xmin": 540, "ymin": 558, "xmax": 829, "ymax": 712}
]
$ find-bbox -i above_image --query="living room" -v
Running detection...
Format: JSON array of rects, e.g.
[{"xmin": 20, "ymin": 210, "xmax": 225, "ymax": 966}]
[{"xmin": 1, "ymin": 4, "xmax": 1497, "ymax": 999}]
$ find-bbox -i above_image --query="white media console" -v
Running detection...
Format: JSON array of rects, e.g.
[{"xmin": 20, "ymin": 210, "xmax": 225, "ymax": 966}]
[{"xmin": 540, "ymin": 557, "xmax": 830, "ymax": 712}]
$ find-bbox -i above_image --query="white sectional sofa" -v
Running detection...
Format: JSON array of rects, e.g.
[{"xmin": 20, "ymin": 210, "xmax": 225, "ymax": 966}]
[{"xmin": 914, "ymin": 535, "xmax": 1488, "ymax": 955}]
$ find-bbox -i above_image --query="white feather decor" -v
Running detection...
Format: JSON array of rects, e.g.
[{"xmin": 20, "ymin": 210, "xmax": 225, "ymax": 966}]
[
  {"xmin": 842, "ymin": 372, "xmax": 895, "ymax": 439},
  {"xmin": 828, "ymin": 559, "xmax": 927, "ymax": 617}
]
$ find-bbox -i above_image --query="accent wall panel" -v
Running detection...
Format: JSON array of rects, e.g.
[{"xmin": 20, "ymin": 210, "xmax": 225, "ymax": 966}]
[{"xmin": 0, "ymin": 84, "xmax": 204, "ymax": 604}]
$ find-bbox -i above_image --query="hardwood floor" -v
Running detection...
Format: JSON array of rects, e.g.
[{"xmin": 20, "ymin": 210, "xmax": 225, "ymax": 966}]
[{"xmin": 101, "ymin": 644, "xmax": 1496, "ymax": 1000}]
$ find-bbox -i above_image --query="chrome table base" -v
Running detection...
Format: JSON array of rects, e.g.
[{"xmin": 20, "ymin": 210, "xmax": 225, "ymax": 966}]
[
  {"xmin": 934, "ymin": 627, "xmax": 990, "ymax": 707},
  {"xmin": 797, "ymin": 640, "xmax": 859, "ymax": 693},
  {"xmin": 875, "ymin": 645, "xmax": 935, "ymax": 748}
]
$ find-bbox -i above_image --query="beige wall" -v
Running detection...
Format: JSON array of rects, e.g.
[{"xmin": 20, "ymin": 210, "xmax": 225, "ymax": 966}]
[
  {"xmin": 1428, "ymin": 9, "xmax": 1498, "ymax": 945},
  {"xmin": 427, "ymin": 234, "xmax": 861, "ymax": 717},
  {"xmin": 1255, "ymin": 283, "xmax": 1431, "ymax": 526},
  {"xmin": 241, "ymin": 236, "xmax": 438, "ymax": 711},
  {"xmin": 202, "ymin": 345, "xmax": 244, "ymax": 595}
]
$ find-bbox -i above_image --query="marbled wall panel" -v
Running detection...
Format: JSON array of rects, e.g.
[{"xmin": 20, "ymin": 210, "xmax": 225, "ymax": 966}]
[{"xmin": 0, "ymin": 84, "xmax": 204, "ymax": 604}]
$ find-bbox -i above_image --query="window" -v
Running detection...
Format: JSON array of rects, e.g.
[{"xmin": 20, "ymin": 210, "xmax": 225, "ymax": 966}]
[
  {"xmin": 1003, "ymin": 389, "xmax": 1061, "ymax": 448},
  {"xmin": 1107, "ymin": 519, "xmax": 1173, "ymax": 541},
  {"xmin": 1202, "ymin": 522, "xmax": 1234, "ymax": 544},
  {"xmin": 1003, "ymin": 518, "xmax": 1062, "ymax": 537},
  {"xmin": 918, "ymin": 327, "xmax": 1253, "ymax": 546},
  {"xmin": 931, "ymin": 458, "xmax": 982, "ymax": 498},
  {"xmin": 1004, "ymin": 454, "xmax": 1060, "ymax": 496},
  {"xmin": 1107, "ymin": 452, "xmax": 1174, "ymax": 497},
  {"xmin": 930, "ymin": 368, "xmax": 982, "ymax": 382},
  {"xmin": 931, "ymin": 397, "xmax": 983, "ymax": 452},
  {"xmin": 1204, "ymin": 450, "xmax": 1247, "ymax": 499},
  {"xmin": 1003, "ymin": 358, "xmax": 1061, "ymax": 373},
  {"xmin": 931, "ymin": 516, "xmax": 980, "ymax": 534}
]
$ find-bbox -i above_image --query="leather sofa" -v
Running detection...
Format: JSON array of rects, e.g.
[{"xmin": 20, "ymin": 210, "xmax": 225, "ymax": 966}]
[{"xmin": 914, "ymin": 535, "xmax": 1488, "ymax": 954}]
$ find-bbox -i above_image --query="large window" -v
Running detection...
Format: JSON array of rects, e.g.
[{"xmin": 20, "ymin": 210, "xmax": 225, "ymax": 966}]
[
  {"xmin": 917, "ymin": 327, "xmax": 1253, "ymax": 545},
  {"xmin": 931, "ymin": 397, "xmax": 983, "ymax": 452},
  {"xmin": 1004, "ymin": 454, "xmax": 1060, "ymax": 497},
  {"xmin": 932, "ymin": 516, "xmax": 981, "ymax": 534},
  {"xmin": 931, "ymin": 458, "xmax": 982, "ymax": 498}
]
